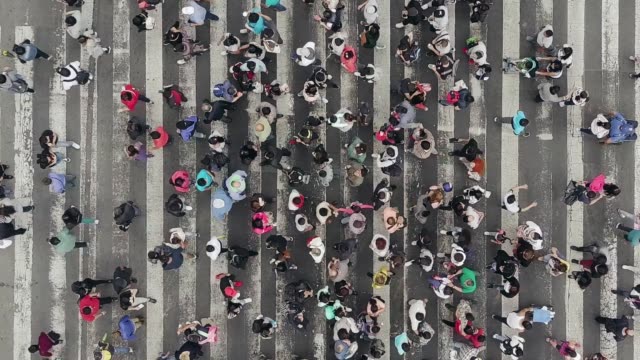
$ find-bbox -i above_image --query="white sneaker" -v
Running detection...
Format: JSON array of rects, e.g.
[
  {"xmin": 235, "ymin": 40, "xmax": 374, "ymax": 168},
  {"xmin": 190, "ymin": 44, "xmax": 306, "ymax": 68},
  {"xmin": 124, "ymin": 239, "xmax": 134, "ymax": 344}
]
[
  {"xmin": 71, "ymin": 142, "xmax": 80, "ymax": 149},
  {"xmin": 63, "ymin": 158, "xmax": 71, "ymax": 162},
  {"xmin": 322, "ymin": 98, "xmax": 328, "ymax": 104},
  {"xmin": 483, "ymin": 231, "xmax": 491, "ymax": 235},
  {"xmin": 630, "ymin": 56, "xmax": 637, "ymax": 62},
  {"xmin": 240, "ymin": 29, "xmax": 248, "ymax": 34},
  {"xmin": 395, "ymin": 23, "xmax": 404, "ymax": 29},
  {"xmin": 185, "ymin": 205, "xmax": 193, "ymax": 211},
  {"xmin": 244, "ymin": 297, "xmax": 253, "ymax": 303},
  {"xmin": 439, "ymin": 230, "xmax": 447, "ymax": 235},
  {"xmin": 177, "ymin": 59, "xmax": 186, "ymax": 65},
  {"xmin": 93, "ymin": 219, "xmax": 99, "ymax": 225},
  {"xmin": 220, "ymin": 50, "xmax": 228, "ymax": 56},
  {"xmin": 410, "ymin": 241, "xmax": 417, "ymax": 246},
  {"xmin": 436, "ymin": 252, "xmax": 445, "ymax": 258}
]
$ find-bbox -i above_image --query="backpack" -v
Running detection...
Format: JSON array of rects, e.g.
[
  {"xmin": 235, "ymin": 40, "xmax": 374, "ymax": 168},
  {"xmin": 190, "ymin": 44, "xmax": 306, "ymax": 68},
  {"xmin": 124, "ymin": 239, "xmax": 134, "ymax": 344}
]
[
  {"xmin": 71, "ymin": 281, "xmax": 88, "ymax": 297},
  {"xmin": 381, "ymin": 164, "xmax": 402, "ymax": 177},
  {"xmin": 446, "ymin": 90, "xmax": 460, "ymax": 104},
  {"xmin": 76, "ymin": 71, "xmax": 91, "ymax": 85},
  {"xmin": 213, "ymin": 83, "xmax": 225, "ymax": 98}
]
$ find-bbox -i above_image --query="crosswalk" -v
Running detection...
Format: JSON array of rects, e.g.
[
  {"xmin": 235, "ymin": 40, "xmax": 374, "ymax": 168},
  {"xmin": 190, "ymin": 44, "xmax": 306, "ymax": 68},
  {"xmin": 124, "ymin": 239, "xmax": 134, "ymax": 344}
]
[{"xmin": 1, "ymin": 0, "xmax": 640, "ymax": 359}]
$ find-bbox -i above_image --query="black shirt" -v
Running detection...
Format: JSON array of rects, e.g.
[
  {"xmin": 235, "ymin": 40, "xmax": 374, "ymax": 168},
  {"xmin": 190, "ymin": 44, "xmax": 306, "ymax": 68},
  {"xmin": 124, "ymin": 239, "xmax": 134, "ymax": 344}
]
[{"xmin": 175, "ymin": 340, "xmax": 203, "ymax": 359}]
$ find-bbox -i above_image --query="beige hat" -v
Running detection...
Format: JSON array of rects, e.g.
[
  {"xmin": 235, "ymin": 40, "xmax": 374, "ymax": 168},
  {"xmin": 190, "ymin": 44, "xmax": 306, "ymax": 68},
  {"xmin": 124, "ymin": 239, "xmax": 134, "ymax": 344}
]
[{"xmin": 182, "ymin": 6, "xmax": 195, "ymax": 15}]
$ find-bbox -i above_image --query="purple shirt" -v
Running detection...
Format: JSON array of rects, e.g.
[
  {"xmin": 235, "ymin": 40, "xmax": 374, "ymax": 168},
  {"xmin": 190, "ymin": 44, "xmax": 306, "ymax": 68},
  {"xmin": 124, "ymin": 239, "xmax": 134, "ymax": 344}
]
[{"xmin": 48, "ymin": 173, "xmax": 66, "ymax": 193}]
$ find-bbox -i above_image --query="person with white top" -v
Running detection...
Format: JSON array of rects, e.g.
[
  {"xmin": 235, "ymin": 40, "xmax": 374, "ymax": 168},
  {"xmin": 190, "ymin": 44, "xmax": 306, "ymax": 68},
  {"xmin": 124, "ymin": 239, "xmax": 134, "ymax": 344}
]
[
  {"xmin": 56, "ymin": 61, "xmax": 92, "ymax": 91},
  {"xmin": 462, "ymin": 185, "xmax": 491, "ymax": 205},
  {"xmin": 358, "ymin": 0, "xmax": 379, "ymax": 25},
  {"xmin": 164, "ymin": 227, "xmax": 198, "ymax": 249},
  {"xmin": 579, "ymin": 113, "xmax": 610, "ymax": 139},
  {"xmin": 372, "ymin": 146, "xmax": 399, "ymax": 169},
  {"xmin": 466, "ymin": 39, "xmax": 488, "ymax": 66},
  {"xmin": 333, "ymin": 316, "xmax": 360, "ymax": 341},
  {"xmin": 462, "ymin": 206, "xmax": 484, "ymax": 229},
  {"xmin": 294, "ymin": 42, "xmax": 319, "ymax": 67},
  {"xmin": 205, "ymin": 236, "xmax": 227, "ymax": 261},
  {"xmin": 427, "ymin": 5, "xmax": 448, "ymax": 34},
  {"xmin": 294, "ymin": 214, "xmax": 314, "ymax": 233},
  {"xmin": 369, "ymin": 234, "xmax": 390, "ymax": 259},
  {"xmin": 407, "ymin": 298, "xmax": 427, "ymax": 333},
  {"xmin": 437, "ymin": 243, "xmax": 466, "ymax": 268},
  {"xmin": 502, "ymin": 184, "xmax": 538, "ymax": 213},
  {"xmin": 527, "ymin": 24, "xmax": 554, "ymax": 52},
  {"xmin": 492, "ymin": 308, "xmax": 533, "ymax": 333},
  {"xmin": 328, "ymin": 108, "xmax": 355, "ymax": 132},
  {"xmin": 517, "ymin": 220, "xmax": 544, "ymax": 250},
  {"xmin": 404, "ymin": 248, "xmax": 434, "ymax": 274},
  {"xmin": 307, "ymin": 236, "xmax": 325, "ymax": 263},
  {"xmin": 288, "ymin": 189, "xmax": 304, "ymax": 211}
]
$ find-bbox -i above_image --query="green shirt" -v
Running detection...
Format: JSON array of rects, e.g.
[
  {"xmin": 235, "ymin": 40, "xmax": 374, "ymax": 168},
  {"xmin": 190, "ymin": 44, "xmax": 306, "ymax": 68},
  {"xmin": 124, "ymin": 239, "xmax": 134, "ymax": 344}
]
[
  {"xmin": 627, "ymin": 230, "xmax": 640, "ymax": 246},
  {"xmin": 347, "ymin": 137, "xmax": 366, "ymax": 164},
  {"xmin": 53, "ymin": 228, "xmax": 77, "ymax": 254},
  {"xmin": 265, "ymin": 0, "xmax": 281, "ymax": 6},
  {"xmin": 459, "ymin": 267, "xmax": 477, "ymax": 293}
]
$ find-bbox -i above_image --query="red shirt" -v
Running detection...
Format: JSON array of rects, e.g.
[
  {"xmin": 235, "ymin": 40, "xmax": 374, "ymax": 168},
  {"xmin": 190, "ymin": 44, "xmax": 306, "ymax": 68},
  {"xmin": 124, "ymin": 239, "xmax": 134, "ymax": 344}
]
[
  {"xmin": 153, "ymin": 126, "xmax": 170, "ymax": 148},
  {"xmin": 171, "ymin": 170, "xmax": 191, "ymax": 193},
  {"xmin": 120, "ymin": 84, "xmax": 140, "ymax": 111},
  {"xmin": 78, "ymin": 295, "xmax": 100, "ymax": 322},
  {"xmin": 37, "ymin": 332, "xmax": 55, "ymax": 356},
  {"xmin": 467, "ymin": 327, "xmax": 485, "ymax": 348}
]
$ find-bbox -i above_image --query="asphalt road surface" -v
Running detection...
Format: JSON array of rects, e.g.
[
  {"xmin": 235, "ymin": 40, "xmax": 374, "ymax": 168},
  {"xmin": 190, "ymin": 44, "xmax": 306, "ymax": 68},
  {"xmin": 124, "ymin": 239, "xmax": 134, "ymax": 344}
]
[{"xmin": 0, "ymin": 0, "xmax": 639, "ymax": 359}]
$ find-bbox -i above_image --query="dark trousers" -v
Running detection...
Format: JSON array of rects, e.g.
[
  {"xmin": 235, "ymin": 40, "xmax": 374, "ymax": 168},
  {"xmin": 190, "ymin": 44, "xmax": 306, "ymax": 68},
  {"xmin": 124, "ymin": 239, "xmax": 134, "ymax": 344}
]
[
  {"xmin": 74, "ymin": 242, "xmax": 87, "ymax": 249},
  {"xmin": 35, "ymin": 49, "xmax": 50, "ymax": 59},
  {"xmin": 98, "ymin": 297, "xmax": 115, "ymax": 306},
  {"xmin": 572, "ymin": 244, "xmax": 599, "ymax": 254},
  {"xmin": 493, "ymin": 316, "xmax": 509, "ymax": 325},
  {"xmin": 534, "ymin": 94, "xmax": 544, "ymax": 103},
  {"xmin": 442, "ymin": 319, "xmax": 456, "ymax": 327},
  {"xmin": 84, "ymin": 278, "xmax": 111, "ymax": 288},
  {"xmin": 580, "ymin": 128, "xmax": 594, "ymax": 136},
  {"xmin": 499, "ymin": 117, "xmax": 512, "ymax": 124},
  {"xmin": 632, "ymin": 73, "xmax": 640, "ymax": 79},
  {"xmin": 617, "ymin": 224, "xmax": 633, "ymax": 233},
  {"xmin": 138, "ymin": 94, "xmax": 151, "ymax": 103}
]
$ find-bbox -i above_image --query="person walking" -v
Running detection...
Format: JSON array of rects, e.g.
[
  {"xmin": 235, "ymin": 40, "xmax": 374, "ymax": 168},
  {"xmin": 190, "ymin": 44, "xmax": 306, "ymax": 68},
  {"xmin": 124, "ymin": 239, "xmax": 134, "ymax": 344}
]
[
  {"xmin": 615, "ymin": 222, "xmax": 640, "ymax": 246},
  {"xmin": 77, "ymin": 30, "xmax": 111, "ymax": 59},
  {"xmin": 48, "ymin": 228, "xmax": 86, "ymax": 254},
  {"xmin": 182, "ymin": 0, "xmax": 219, "ymax": 26},
  {"xmin": 559, "ymin": 88, "xmax": 589, "ymax": 108},
  {"xmin": 494, "ymin": 334, "xmax": 524, "ymax": 359},
  {"xmin": 78, "ymin": 292, "xmax": 117, "ymax": 322},
  {"xmin": 595, "ymin": 315, "xmax": 635, "ymax": 342},
  {"xmin": 535, "ymin": 83, "xmax": 563, "ymax": 103},
  {"xmin": 13, "ymin": 39, "xmax": 51, "ymax": 63},
  {"xmin": 119, "ymin": 83, "xmax": 153, "ymax": 112},
  {"xmin": 494, "ymin": 111, "xmax": 530, "ymax": 137},
  {"xmin": 501, "ymin": 184, "xmax": 538, "ymax": 213},
  {"xmin": 62, "ymin": 206, "xmax": 98, "ymax": 230},
  {"xmin": 0, "ymin": 67, "xmax": 34, "ymax": 93},
  {"xmin": 57, "ymin": 61, "xmax": 93, "ymax": 91},
  {"xmin": 526, "ymin": 24, "xmax": 554, "ymax": 54},
  {"xmin": 71, "ymin": 277, "xmax": 112, "ymax": 298},
  {"xmin": 28, "ymin": 330, "xmax": 63, "ymax": 359},
  {"xmin": 546, "ymin": 338, "xmax": 582, "ymax": 359},
  {"xmin": 114, "ymin": 201, "xmax": 141, "ymax": 231},
  {"xmin": 113, "ymin": 315, "xmax": 145, "ymax": 341}
]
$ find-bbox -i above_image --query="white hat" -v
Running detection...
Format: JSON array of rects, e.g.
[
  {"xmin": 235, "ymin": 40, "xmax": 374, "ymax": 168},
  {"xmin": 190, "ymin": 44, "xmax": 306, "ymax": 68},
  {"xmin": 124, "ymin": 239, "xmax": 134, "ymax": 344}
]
[
  {"xmin": 182, "ymin": 6, "xmax": 195, "ymax": 15},
  {"xmin": 366, "ymin": 5, "xmax": 377, "ymax": 14},
  {"xmin": 213, "ymin": 199, "xmax": 225, "ymax": 209}
]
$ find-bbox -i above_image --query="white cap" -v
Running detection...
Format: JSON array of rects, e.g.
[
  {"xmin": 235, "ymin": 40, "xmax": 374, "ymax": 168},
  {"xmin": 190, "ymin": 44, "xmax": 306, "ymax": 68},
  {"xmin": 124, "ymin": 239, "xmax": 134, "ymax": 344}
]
[
  {"xmin": 182, "ymin": 6, "xmax": 195, "ymax": 15},
  {"xmin": 213, "ymin": 199, "xmax": 225, "ymax": 209}
]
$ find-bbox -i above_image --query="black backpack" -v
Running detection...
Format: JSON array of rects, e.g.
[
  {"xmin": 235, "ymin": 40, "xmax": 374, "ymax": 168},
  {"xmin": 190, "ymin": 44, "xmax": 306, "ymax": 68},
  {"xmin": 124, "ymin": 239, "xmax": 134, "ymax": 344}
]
[{"xmin": 382, "ymin": 164, "xmax": 402, "ymax": 177}]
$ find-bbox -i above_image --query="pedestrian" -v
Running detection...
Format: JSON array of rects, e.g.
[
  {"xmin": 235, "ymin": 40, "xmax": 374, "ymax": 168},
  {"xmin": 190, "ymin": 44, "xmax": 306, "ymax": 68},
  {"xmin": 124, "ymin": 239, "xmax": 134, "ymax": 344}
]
[
  {"xmin": 48, "ymin": 228, "xmax": 86, "ymax": 254},
  {"xmin": 0, "ymin": 67, "xmax": 34, "ymax": 93},
  {"xmin": 411, "ymin": 126, "xmax": 437, "ymax": 160},
  {"xmin": 394, "ymin": 331, "xmax": 412, "ymax": 356},
  {"xmin": 13, "ymin": 39, "xmax": 51, "ymax": 63},
  {"xmin": 395, "ymin": 0, "xmax": 426, "ymax": 28},
  {"xmin": 501, "ymin": 184, "xmax": 538, "ymax": 213},
  {"xmin": 71, "ymin": 277, "xmax": 112, "ymax": 298},
  {"xmin": 176, "ymin": 116, "xmax": 207, "ymax": 141},
  {"xmin": 537, "ymin": 247, "xmax": 570, "ymax": 276},
  {"xmin": 124, "ymin": 141, "xmax": 153, "ymax": 161},
  {"xmin": 175, "ymin": 35, "xmax": 210, "ymax": 64},
  {"xmin": 113, "ymin": 201, "xmax": 141, "ymax": 231},
  {"xmin": 439, "ymin": 227, "xmax": 471, "ymax": 250},
  {"xmin": 113, "ymin": 315, "xmax": 144, "ymax": 341},
  {"xmin": 360, "ymin": 23, "xmax": 382, "ymax": 49},
  {"xmin": 56, "ymin": 0, "xmax": 84, "ymax": 7},
  {"xmin": 493, "ymin": 334, "xmax": 525, "ymax": 359},
  {"xmin": 494, "ymin": 110, "xmax": 530, "ymax": 137},
  {"xmin": 396, "ymin": 32, "xmax": 420, "ymax": 66},
  {"xmin": 546, "ymin": 338, "xmax": 582, "ymax": 359},
  {"xmin": 536, "ymin": 59, "xmax": 564, "ymax": 79},
  {"xmin": 328, "ymin": 108, "xmax": 356, "ymax": 132},
  {"xmin": 527, "ymin": 24, "xmax": 554, "ymax": 54},
  {"xmin": 383, "ymin": 207, "xmax": 405, "ymax": 233},
  {"xmin": 77, "ymin": 30, "xmax": 111, "ymax": 59},
  {"xmin": 0, "ymin": 222, "xmax": 27, "ymax": 247},
  {"xmin": 182, "ymin": 0, "xmax": 219, "ymax": 26},
  {"xmin": 373, "ymin": 146, "xmax": 400, "ymax": 176},
  {"xmin": 131, "ymin": 10, "xmax": 156, "ymax": 31},
  {"xmin": 559, "ymin": 88, "xmax": 589, "ymax": 107},
  {"xmin": 78, "ymin": 292, "xmax": 117, "ymax": 322},
  {"xmin": 61, "ymin": 205, "xmax": 98, "ymax": 230},
  {"xmin": 225, "ymin": 170, "xmax": 247, "ymax": 201},
  {"xmin": 484, "ymin": 229, "xmax": 511, "ymax": 245},
  {"xmin": 56, "ymin": 61, "xmax": 92, "ymax": 91},
  {"xmin": 449, "ymin": 342, "xmax": 485, "ymax": 360},
  {"xmin": 39, "ymin": 130, "xmax": 80, "ymax": 151},
  {"xmin": 119, "ymin": 83, "xmax": 153, "ymax": 112},
  {"xmin": 252, "ymin": 315, "xmax": 277, "ymax": 339},
  {"xmin": 427, "ymin": 3, "xmax": 448, "ymax": 33},
  {"xmin": 492, "ymin": 308, "xmax": 533, "ymax": 333},
  {"xmin": 313, "ymin": 7, "xmax": 344, "ymax": 33},
  {"xmin": 569, "ymin": 243, "xmax": 609, "ymax": 278},
  {"xmin": 595, "ymin": 315, "xmax": 635, "ymax": 342},
  {"xmin": 173, "ymin": 340, "xmax": 202, "ymax": 359},
  {"xmin": 568, "ymin": 269, "xmax": 592, "ymax": 290},
  {"xmin": 28, "ymin": 330, "xmax": 63, "ymax": 359},
  {"xmin": 64, "ymin": 9, "xmax": 86, "ymax": 39},
  {"xmin": 535, "ymin": 82, "xmax": 563, "ymax": 103},
  {"xmin": 517, "ymin": 220, "xmax": 544, "ymax": 250},
  {"xmin": 462, "ymin": 206, "xmax": 484, "ymax": 229},
  {"xmin": 487, "ymin": 277, "xmax": 520, "ymax": 298}
]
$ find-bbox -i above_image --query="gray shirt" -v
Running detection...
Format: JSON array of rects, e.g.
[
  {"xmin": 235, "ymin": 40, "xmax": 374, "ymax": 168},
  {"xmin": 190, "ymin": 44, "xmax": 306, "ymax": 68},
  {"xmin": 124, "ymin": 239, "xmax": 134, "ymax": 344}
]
[
  {"xmin": 187, "ymin": 0, "xmax": 207, "ymax": 24},
  {"xmin": 18, "ymin": 43, "xmax": 38, "ymax": 61},
  {"xmin": 537, "ymin": 82, "xmax": 562, "ymax": 102}
]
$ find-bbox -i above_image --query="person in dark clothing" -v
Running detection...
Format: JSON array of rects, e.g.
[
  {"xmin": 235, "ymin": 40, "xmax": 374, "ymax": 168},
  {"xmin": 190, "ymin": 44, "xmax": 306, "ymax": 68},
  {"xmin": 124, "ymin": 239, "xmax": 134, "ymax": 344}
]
[
  {"xmin": 373, "ymin": 178, "xmax": 395, "ymax": 211},
  {"xmin": 570, "ymin": 243, "xmax": 609, "ymax": 278},
  {"xmin": 227, "ymin": 246, "xmax": 259, "ymax": 269},
  {"xmin": 160, "ymin": 84, "xmax": 187, "ymax": 109},
  {"xmin": 201, "ymin": 98, "xmax": 234, "ymax": 124},
  {"xmin": 265, "ymin": 234, "xmax": 291, "ymax": 254},
  {"xmin": 175, "ymin": 340, "xmax": 204, "ymax": 359},
  {"xmin": 113, "ymin": 201, "xmax": 141, "ymax": 231},
  {"xmin": 201, "ymin": 151, "xmax": 230, "ymax": 173},
  {"xmin": 71, "ymin": 277, "xmax": 113, "ymax": 298},
  {"xmin": 513, "ymin": 238, "xmax": 536, "ymax": 267},
  {"xmin": 487, "ymin": 276, "xmax": 520, "ymax": 298},
  {"xmin": 487, "ymin": 250, "xmax": 519, "ymax": 278},
  {"xmin": 448, "ymin": 137, "xmax": 483, "ymax": 161},
  {"xmin": 312, "ymin": 143, "xmax": 331, "ymax": 165},
  {"xmin": 0, "ymin": 222, "xmax": 27, "ymax": 240},
  {"xmin": 284, "ymin": 280, "xmax": 314, "ymax": 304},
  {"xmin": 260, "ymin": 143, "xmax": 291, "ymax": 170},
  {"xmin": 62, "ymin": 205, "xmax": 98, "ymax": 229},
  {"xmin": 595, "ymin": 315, "xmax": 635, "ymax": 342},
  {"xmin": 126, "ymin": 117, "xmax": 150, "ymax": 140},
  {"xmin": 439, "ymin": 195, "xmax": 469, "ymax": 218},
  {"xmin": 333, "ymin": 238, "xmax": 358, "ymax": 261},
  {"xmin": 0, "ymin": 163, "xmax": 13, "ymax": 182},
  {"xmin": 240, "ymin": 141, "xmax": 259, "ymax": 165},
  {"xmin": 165, "ymin": 194, "xmax": 191, "ymax": 217},
  {"xmin": 568, "ymin": 270, "xmax": 592, "ymax": 290}
]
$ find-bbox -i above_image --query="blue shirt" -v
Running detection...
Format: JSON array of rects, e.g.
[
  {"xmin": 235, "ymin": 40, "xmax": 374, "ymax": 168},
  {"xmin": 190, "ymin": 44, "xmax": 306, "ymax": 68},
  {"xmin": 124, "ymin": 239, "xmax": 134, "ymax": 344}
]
[
  {"xmin": 512, "ymin": 110, "xmax": 527, "ymax": 135},
  {"xmin": 179, "ymin": 116, "xmax": 198, "ymax": 141},
  {"xmin": 162, "ymin": 246, "xmax": 184, "ymax": 270},
  {"xmin": 118, "ymin": 315, "xmax": 137, "ymax": 340},
  {"xmin": 48, "ymin": 173, "xmax": 66, "ymax": 193}
]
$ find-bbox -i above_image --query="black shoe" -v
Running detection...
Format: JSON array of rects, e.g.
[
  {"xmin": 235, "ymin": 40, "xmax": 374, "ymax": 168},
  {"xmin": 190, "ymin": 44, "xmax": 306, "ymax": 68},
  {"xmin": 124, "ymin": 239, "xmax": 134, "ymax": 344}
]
[
  {"xmin": 111, "ymin": 297, "xmax": 118, "ymax": 301},
  {"xmin": 449, "ymin": 138, "xmax": 459, "ymax": 143},
  {"xmin": 131, "ymin": 277, "xmax": 137, "ymax": 283},
  {"xmin": 23, "ymin": 205, "xmax": 34, "ymax": 212},
  {"xmin": 447, "ymin": 151, "xmax": 455, "ymax": 156},
  {"xmin": 3, "ymin": 175, "xmax": 13, "ymax": 179},
  {"xmin": 149, "ymin": 298, "xmax": 157, "ymax": 304},
  {"xmin": 571, "ymin": 259, "xmax": 580, "ymax": 264},
  {"xmin": 570, "ymin": 245, "xmax": 578, "ymax": 251},
  {"xmin": 487, "ymin": 284, "xmax": 494, "ymax": 288},
  {"xmin": 16, "ymin": 228, "xmax": 27, "ymax": 235}
]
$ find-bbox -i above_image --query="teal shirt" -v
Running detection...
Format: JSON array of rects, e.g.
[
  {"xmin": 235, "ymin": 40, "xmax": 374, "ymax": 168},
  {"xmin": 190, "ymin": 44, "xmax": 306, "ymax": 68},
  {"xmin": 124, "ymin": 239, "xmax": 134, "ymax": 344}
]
[
  {"xmin": 265, "ymin": 0, "xmax": 280, "ymax": 5},
  {"xmin": 196, "ymin": 169, "xmax": 215, "ymax": 192},
  {"xmin": 512, "ymin": 110, "xmax": 527, "ymax": 135},
  {"xmin": 247, "ymin": 7, "xmax": 265, "ymax": 35},
  {"xmin": 53, "ymin": 229, "xmax": 77, "ymax": 254},
  {"xmin": 394, "ymin": 332, "xmax": 409, "ymax": 355},
  {"xmin": 627, "ymin": 230, "xmax": 640, "ymax": 246}
]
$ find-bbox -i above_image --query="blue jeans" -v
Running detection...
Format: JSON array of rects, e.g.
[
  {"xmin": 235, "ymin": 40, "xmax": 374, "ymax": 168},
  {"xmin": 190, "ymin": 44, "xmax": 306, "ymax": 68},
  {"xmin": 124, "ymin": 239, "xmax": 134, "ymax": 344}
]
[
  {"xmin": 113, "ymin": 347, "xmax": 131, "ymax": 354},
  {"xmin": 269, "ymin": 3, "xmax": 287, "ymax": 11}
]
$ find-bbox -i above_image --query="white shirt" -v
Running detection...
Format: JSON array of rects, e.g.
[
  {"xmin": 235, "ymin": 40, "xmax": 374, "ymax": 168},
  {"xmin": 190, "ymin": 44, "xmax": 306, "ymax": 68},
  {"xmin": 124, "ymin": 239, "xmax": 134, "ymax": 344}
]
[
  {"xmin": 60, "ymin": 61, "xmax": 82, "ymax": 90},
  {"xmin": 288, "ymin": 189, "xmax": 302, "ymax": 211},
  {"xmin": 433, "ymin": 278, "xmax": 451, "ymax": 299},
  {"xmin": 408, "ymin": 299, "xmax": 427, "ymax": 332},
  {"xmin": 362, "ymin": 0, "xmax": 379, "ymax": 25},
  {"xmin": 429, "ymin": 6, "xmax": 449, "ymax": 33},
  {"xmin": 369, "ymin": 234, "xmax": 389, "ymax": 258},
  {"xmin": 468, "ymin": 41, "xmax": 487, "ymax": 66},
  {"xmin": 506, "ymin": 312, "xmax": 525, "ymax": 330},
  {"xmin": 333, "ymin": 317, "xmax": 359, "ymax": 341},
  {"xmin": 500, "ymin": 336, "xmax": 525, "ymax": 360},
  {"xmin": 464, "ymin": 206, "xmax": 482, "ymax": 229},
  {"xmin": 295, "ymin": 214, "xmax": 310, "ymax": 232},
  {"xmin": 206, "ymin": 236, "xmax": 223, "ymax": 261},
  {"xmin": 330, "ymin": 108, "xmax": 354, "ymax": 132},
  {"xmin": 307, "ymin": 236, "xmax": 325, "ymax": 263},
  {"xmin": 590, "ymin": 114, "xmax": 610, "ymax": 139},
  {"xmin": 536, "ymin": 25, "xmax": 554, "ymax": 49},
  {"xmin": 450, "ymin": 244, "xmax": 466, "ymax": 266},
  {"xmin": 374, "ymin": 146, "xmax": 398, "ymax": 168},
  {"xmin": 502, "ymin": 190, "xmax": 520, "ymax": 213}
]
